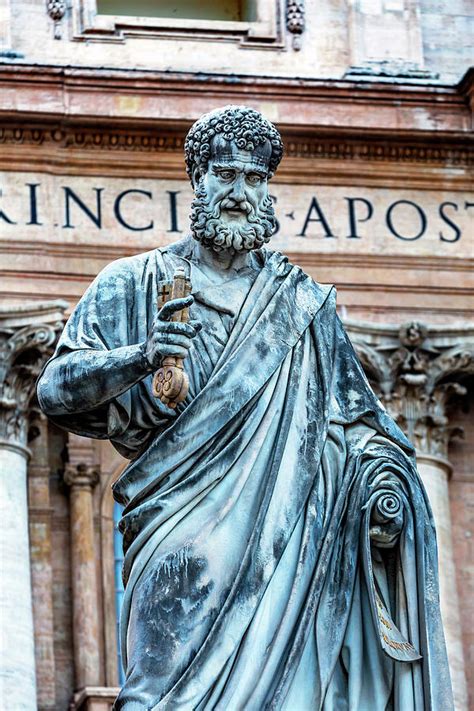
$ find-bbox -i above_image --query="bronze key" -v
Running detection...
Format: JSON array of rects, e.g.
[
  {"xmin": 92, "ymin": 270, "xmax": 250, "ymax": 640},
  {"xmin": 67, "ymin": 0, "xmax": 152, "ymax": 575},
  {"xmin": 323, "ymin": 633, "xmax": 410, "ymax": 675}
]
[{"xmin": 152, "ymin": 267, "xmax": 192, "ymax": 408}]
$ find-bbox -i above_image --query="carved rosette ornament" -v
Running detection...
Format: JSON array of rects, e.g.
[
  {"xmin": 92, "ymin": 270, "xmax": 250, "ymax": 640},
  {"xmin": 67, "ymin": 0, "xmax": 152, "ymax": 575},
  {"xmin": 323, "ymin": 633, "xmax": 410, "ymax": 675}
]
[
  {"xmin": 345, "ymin": 320, "xmax": 474, "ymax": 461},
  {"xmin": 46, "ymin": 0, "xmax": 66, "ymax": 39},
  {"xmin": 0, "ymin": 316, "xmax": 64, "ymax": 448},
  {"xmin": 286, "ymin": 0, "xmax": 305, "ymax": 50}
]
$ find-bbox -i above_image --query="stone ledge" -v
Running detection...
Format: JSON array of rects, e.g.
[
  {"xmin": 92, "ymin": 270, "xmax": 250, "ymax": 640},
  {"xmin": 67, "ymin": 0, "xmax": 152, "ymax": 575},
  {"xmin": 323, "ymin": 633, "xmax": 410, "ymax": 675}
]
[{"xmin": 72, "ymin": 686, "xmax": 120, "ymax": 711}]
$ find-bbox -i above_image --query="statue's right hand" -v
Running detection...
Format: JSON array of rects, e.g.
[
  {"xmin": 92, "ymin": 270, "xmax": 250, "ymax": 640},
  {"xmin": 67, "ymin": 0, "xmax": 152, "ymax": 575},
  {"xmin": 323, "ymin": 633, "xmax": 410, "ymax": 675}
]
[{"xmin": 143, "ymin": 295, "xmax": 202, "ymax": 369}]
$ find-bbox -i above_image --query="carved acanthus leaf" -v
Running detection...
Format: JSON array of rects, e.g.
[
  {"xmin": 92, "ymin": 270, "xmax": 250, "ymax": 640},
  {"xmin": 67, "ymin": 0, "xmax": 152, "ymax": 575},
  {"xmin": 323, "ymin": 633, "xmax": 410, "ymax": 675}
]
[
  {"xmin": 0, "ymin": 321, "xmax": 63, "ymax": 445},
  {"xmin": 348, "ymin": 320, "xmax": 474, "ymax": 460}
]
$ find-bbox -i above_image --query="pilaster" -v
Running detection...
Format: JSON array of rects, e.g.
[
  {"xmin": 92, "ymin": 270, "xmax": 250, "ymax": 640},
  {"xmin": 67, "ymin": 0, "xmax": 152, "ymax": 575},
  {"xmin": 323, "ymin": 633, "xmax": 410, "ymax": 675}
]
[{"xmin": 64, "ymin": 434, "xmax": 101, "ymax": 692}]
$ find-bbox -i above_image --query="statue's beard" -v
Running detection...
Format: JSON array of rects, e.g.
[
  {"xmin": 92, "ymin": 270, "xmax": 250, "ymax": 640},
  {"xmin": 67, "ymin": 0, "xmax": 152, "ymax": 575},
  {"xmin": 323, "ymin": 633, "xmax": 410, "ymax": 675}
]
[{"xmin": 190, "ymin": 184, "xmax": 276, "ymax": 253}]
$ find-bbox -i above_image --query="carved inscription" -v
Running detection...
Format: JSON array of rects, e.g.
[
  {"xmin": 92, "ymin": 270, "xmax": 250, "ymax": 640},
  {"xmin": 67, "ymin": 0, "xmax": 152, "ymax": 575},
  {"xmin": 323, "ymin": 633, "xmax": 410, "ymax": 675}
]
[{"xmin": 0, "ymin": 173, "xmax": 472, "ymax": 258}]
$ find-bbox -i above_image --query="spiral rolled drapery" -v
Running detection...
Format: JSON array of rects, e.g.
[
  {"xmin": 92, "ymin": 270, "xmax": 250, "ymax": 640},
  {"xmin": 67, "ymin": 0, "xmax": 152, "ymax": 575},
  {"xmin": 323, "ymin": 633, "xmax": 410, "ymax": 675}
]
[{"xmin": 372, "ymin": 490, "xmax": 403, "ymax": 524}]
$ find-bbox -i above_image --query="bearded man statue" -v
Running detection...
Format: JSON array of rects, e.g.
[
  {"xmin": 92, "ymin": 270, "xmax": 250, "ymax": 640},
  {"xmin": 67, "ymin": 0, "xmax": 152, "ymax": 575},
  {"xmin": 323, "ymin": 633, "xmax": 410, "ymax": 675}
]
[{"xmin": 37, "ymin": 106, "xmax": 453, "ymax": 710}]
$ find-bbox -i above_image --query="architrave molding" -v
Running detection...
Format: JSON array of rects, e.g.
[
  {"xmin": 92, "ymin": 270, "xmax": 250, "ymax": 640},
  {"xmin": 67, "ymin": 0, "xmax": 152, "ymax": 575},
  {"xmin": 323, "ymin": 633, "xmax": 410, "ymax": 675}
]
[
  {"xmin": 0, "ymin": 66, "xmax": 471, "ymax": 188},
  {"xmin": 0, "ymin": 121, "xmax": 472, "ymax": 191}
]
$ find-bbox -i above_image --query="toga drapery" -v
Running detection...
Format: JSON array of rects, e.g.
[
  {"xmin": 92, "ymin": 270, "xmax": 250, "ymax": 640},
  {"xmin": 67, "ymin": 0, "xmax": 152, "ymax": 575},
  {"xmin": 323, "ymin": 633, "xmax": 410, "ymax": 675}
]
[{"xmin": 38, "ymin": 239, "xmax": 453, "ymax": 710}]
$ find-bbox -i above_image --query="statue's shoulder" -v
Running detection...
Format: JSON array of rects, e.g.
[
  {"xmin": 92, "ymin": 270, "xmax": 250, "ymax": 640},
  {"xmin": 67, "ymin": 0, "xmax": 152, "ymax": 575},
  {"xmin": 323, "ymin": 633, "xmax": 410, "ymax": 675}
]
[
  {"xmin": 96, "ymin": 249, "xmax": 154, "ymax": 280},
  {"xmin": 93, "ymin": 246, "xmax": 179, "ymax": 288},
  {"xmin": 260, "ymin": 247, "xmax": 335, "ymax": 310}
]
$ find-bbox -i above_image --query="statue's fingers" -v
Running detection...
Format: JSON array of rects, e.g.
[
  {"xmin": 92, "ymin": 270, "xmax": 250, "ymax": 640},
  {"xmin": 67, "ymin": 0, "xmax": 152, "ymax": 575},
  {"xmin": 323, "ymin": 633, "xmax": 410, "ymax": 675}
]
[
  {"xmin": 159, "ymin": 296, "xmax": 194, "ymax": 321},
  {"xmin": 158, "ymin": 321, "xmax": 198, "ymax": 338},
  {"xmin": 158, "ymin": 344, "xmax": 189, "ymax": 359},
  {"xmin": 189, "ymin": 319, "xmax": 202, "ymax": 332},
  {"xmin": 159, "ymin": 334, "xmax": 193, "ymax": 350}
]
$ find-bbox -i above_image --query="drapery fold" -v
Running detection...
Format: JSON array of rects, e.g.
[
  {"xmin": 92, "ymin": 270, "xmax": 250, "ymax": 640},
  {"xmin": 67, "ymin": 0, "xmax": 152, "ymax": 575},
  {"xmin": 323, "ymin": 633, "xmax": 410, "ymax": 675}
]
[{"xmin": 38, "ymin": 242, "xmax": 452, "ymax": 710}]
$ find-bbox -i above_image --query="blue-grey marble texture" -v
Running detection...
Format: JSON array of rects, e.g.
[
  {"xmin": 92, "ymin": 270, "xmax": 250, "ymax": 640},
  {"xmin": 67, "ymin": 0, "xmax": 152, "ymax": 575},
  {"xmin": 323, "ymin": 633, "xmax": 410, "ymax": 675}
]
[{"xmin": 37, "ymin": 106, "xmax": 453, "ymax": 711}]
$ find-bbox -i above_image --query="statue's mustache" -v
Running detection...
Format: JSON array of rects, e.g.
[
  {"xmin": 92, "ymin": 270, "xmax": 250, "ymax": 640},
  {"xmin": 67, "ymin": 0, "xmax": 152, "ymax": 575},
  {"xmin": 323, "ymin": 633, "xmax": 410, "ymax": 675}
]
[{"xmin": 218, "ymin": 197, "xmax": 252, "ymax": 216}]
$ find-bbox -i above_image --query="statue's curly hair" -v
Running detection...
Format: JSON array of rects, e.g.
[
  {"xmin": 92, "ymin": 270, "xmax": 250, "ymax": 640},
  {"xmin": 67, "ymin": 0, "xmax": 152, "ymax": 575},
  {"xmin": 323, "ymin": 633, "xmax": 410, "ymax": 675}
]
[{"xmin": 184, "ymin": 105, "xmax": 283, "ymax": 182}]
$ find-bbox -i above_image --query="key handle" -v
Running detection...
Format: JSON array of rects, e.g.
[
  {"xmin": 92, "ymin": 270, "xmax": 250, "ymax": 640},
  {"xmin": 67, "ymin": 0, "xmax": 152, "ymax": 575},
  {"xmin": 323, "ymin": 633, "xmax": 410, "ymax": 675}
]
[{"xmin": 152, "ymin": 268, "xmax": 192, "ymax": 408}]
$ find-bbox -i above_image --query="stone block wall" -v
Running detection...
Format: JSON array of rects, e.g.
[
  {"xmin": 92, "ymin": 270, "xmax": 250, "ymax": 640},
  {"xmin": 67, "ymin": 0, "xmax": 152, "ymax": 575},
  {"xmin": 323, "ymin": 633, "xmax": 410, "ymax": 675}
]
[{"xmin": 0, "ymin": 0, "xmax": 471, "ymax": 82}]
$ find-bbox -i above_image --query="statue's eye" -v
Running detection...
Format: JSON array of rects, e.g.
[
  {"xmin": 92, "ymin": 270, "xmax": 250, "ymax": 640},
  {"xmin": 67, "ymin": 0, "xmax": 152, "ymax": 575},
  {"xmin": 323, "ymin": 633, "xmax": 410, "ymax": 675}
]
[
  {"xmin": 247, "ymin": 174, "xmax": 262, "ymax": 185},
  {"xmin": 218, "ymin": 170, "xmax": 234, "ymax": 181}
]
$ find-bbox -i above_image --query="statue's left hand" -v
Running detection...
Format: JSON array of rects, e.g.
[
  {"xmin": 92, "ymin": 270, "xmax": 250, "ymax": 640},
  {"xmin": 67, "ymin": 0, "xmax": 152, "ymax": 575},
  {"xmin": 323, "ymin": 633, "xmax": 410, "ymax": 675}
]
[{"xmin": 369, "ymin": 491, "xmax": 404, "ymax": 548}]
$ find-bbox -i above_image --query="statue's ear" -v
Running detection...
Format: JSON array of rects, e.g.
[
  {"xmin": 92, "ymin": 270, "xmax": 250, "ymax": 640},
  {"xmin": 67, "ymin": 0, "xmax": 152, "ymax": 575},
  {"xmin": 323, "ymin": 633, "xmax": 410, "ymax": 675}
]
[{"xmin": 192, "ymin": 167, "xmax": 202, "ymax": 189}]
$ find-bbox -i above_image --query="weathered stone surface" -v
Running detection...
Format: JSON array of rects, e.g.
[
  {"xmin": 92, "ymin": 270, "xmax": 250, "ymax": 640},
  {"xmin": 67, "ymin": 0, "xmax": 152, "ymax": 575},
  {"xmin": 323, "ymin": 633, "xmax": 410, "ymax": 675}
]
[
  {"xmin": 0, "ymin": 444, "xmax": 36, "ymax": 710},
  {"xmin": 64, "ymin": 435, "xmax": 101, "ymax": 690},
  {"xmin": 37, "ymin": 107, "xmax": 454, "ymax": 709},
  {"xmin": 0, "ymin": 2, "xmax": 472, "ymax": 705},
  {"xmin": 0, "ymin": 302, "xmax": 66, "ymax": 710},
  {"xmin": 0, "ymin": 0, "xmax": 471, "ymax": 82},
  {"xmin": 345, "ymin": 317, "xmax": 474, "ymax": 709}
]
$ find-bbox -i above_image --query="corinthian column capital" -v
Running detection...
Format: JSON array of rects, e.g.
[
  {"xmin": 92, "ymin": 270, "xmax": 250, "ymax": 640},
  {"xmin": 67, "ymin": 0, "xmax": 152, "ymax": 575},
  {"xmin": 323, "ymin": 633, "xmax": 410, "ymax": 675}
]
[
  {"xmin": 0, "ymin": 301, "xmax": 66, "ymax": 709},
  {"xmin": 344, "ymin": 319, "xmax": 474, "ymax": 460},
  {"xmin": 0, "ymin": 301, "xmax": 67, "ymax": 448},
  {"xmin": 64, "ymin": 463, "xmax": 100, "ymax": 490}
]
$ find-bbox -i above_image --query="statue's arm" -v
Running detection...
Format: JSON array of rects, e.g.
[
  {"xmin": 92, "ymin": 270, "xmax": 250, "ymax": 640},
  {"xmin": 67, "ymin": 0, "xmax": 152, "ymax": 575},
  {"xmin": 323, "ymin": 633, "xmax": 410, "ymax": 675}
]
[
  {"xmin": 37, "ymin": 343, "xmax": 152, "ymax": 416},
  {"xmin": 37, "ymin": 295, "xmax": 201, "ymax": 416}
]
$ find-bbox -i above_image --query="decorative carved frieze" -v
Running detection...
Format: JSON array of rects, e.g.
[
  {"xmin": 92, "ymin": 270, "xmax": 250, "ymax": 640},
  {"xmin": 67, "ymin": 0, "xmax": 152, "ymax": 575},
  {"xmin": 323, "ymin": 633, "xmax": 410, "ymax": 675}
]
[
  {"xmin": 0, "ymin": 124, "xmax": 471, "ymax": 167},
  {"xmin": 286, "ymin": 0, "xmax": 305, "ymax": 50},
  {"xmin": 345, "ymin": 320, "xmax": 474, "ymax": 460},
  {"xmin": 0, "ymin": 303, "xmax": 66, "ymax": 446}
]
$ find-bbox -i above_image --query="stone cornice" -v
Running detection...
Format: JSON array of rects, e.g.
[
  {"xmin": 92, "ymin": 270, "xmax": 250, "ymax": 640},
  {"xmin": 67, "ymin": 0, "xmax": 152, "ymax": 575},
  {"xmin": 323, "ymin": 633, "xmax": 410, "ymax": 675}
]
[
  {"xmin": 0, "ymin": 64, "xmax": 471, "ymax": 137},
  {"xmin": 344, "ymin": 318, "xmax": 474, "ymax": 342},
  {"xmin": 0, "ymin": 300, "xmax": 69, "ymax": 327},
  {"xmin": 5, "ymin": 241, "xmax": 472, "ymax": 271}
]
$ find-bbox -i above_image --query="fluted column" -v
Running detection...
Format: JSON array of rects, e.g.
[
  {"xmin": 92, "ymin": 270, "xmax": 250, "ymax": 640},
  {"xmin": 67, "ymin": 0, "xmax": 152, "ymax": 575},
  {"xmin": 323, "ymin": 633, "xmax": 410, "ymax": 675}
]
[
  {"xmin": 346, "ymin": 318, "xmax": 473, "ymax": 711},
  {"xmin": 0, "ymin": 301, "xmax": 66, "ymax": 710},
  {"xmin": 64, "ymin": 435, "xmax": 101, "ymax": 690}
]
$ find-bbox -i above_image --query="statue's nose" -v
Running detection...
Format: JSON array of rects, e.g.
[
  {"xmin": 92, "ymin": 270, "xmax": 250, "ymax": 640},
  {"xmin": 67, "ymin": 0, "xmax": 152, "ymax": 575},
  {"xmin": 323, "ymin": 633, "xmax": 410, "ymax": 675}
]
[{"xmin": 229, "ymin": 176, "xmax": 246, "ymax": 203}]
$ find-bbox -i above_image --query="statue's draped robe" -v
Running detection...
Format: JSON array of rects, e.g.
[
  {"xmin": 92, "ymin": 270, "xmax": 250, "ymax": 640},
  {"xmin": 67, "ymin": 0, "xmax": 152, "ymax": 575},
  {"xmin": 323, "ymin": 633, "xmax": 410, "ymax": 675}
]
[{"xmin": 39, "ymin": 241, "xmax": 453, "ymax": 710}]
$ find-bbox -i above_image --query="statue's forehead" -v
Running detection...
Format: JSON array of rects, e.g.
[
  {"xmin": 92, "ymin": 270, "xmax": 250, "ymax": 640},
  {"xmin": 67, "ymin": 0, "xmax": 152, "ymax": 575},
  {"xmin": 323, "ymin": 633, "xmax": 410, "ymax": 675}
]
[{"xmin": 210, "ymin": 135, "xmax": 272, "ymax": 171}]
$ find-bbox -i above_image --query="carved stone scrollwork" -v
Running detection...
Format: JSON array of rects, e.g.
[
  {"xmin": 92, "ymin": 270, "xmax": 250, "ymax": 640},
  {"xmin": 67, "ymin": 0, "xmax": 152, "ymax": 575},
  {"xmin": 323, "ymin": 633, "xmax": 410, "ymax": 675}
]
[
  {"xmin": 345, "ymin": 320, "xmax": 474, "ymax": 460},
  {"xmin": 0, "ymin": 320, "xmax": 63, "ymax": 446},
  {"xmin": 286, "ymin": 0, "xmax": 305, "ymax": 50},
  {"xmin": 47, "ymin": 0, "xmax": 66, "ymax": 40}
]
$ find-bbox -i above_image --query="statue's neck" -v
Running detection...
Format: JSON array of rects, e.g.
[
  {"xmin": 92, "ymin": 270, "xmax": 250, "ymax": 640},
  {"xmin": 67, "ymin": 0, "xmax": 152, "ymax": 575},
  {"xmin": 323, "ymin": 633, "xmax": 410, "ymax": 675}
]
[{"xmin": 190, "ymin": 239, "xmax": 252, "ymax": 280}]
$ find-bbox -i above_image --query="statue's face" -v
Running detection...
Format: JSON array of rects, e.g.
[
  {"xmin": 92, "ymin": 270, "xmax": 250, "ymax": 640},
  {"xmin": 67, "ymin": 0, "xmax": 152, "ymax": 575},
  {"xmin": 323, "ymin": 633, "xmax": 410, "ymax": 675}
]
[{"xmin": 190, "ymin": 135, "xmax": 276, "ymax": 253}]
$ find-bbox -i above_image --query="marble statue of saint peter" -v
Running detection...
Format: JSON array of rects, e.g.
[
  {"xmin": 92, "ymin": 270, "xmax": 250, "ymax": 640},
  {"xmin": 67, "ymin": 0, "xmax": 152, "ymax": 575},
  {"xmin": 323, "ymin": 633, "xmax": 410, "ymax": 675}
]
[{"xmin": 37, "ymin": 106, "xmax": 453, "ymax": 710}]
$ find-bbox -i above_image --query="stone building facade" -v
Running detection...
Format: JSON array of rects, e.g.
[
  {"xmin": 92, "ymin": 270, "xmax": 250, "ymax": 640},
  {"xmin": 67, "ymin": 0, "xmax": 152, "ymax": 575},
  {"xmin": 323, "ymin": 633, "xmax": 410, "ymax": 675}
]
[{"xmin": 0, "ymin": 0, "xmax": 472, "ymax": 709}]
